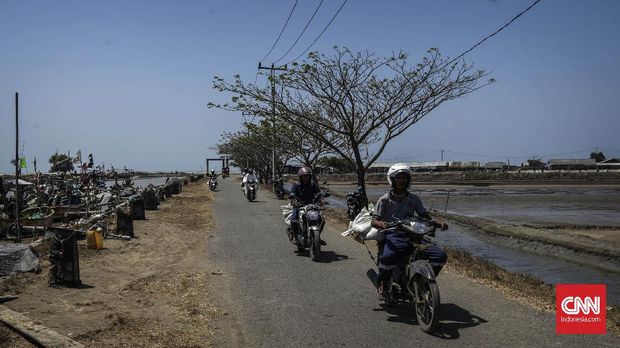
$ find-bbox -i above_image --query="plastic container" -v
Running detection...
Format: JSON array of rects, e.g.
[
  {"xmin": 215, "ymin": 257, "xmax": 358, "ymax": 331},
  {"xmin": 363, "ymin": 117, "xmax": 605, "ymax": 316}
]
[{"xmin": 86, "ymin": 228, "xmax": 104, "ymax": 250}]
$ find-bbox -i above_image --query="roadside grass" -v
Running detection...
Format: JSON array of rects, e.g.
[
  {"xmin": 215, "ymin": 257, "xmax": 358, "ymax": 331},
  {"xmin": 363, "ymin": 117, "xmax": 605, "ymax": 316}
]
[{"xmin": 444, "ymin": 247, "xmax": 619, "ymax": 335}]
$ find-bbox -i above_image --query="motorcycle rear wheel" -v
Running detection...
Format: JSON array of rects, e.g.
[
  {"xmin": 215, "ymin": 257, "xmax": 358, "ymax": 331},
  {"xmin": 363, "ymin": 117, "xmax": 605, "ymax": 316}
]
[{"xmin": 414, "ymin": 277, "xmax": 440, "ymax": 333}]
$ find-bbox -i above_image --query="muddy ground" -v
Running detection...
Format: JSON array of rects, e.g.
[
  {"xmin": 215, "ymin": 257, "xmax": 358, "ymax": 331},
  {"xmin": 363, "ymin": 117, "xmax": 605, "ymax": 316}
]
[{"xmin": 0, "ymin": 180, "xmax": 227, "ymax": 347}]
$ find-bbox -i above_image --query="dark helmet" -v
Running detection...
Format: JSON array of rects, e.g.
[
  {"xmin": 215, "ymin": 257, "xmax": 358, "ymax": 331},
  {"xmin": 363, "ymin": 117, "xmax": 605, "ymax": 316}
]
[
  {"xmin": 248, "ymin": 169, "xmax": 254, "ymax": 174},
  {"xmin": 298, "ymin": 166, "xmax": 312, "ymax": 179}
]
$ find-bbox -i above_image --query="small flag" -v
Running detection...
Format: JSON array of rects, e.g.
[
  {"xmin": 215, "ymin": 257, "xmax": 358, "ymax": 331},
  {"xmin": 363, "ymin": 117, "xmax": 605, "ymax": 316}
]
[{"xmin": 19, "ymin": 157, "xmax": 27, "ymax": 169}]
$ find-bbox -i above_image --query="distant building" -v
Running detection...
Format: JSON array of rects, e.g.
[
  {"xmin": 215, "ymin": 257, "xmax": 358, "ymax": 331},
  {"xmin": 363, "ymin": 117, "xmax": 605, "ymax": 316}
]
[
  {"xmin": 410, "ymin": 162, "xmax": 449, "ymax": 172},
  {"xmin": 447, "ymin": 161, "xmax": 480, "ymax": 171},
  {"xmin": 548, "ymin": 159, "xmax": 596, "ymax": 170},
  {"xmin": 368, "ymin": 162, "xmax": 449, "ymax": 173},
  {"xmin": 367, "ymin": 162, "xmax": 393, "ymax": 173},
  {"xmin": 597, "ymin": 158, "xmax": 620, "ymax": 170},
  {"xmin": 483, "ymin": 161, "xmax": 507, "ymax": 171}
]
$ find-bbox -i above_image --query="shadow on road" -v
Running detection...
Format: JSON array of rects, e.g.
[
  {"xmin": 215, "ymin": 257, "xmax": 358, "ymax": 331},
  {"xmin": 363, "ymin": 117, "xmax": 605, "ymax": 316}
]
[
  {"xmin": 373, "ymin": 302, "xmax": 487, "ymax": 339},
  {"xmin": 318, "ymin": 251, "xmax": 350, "ymax": 263},
  {"xmin": 432, "ymin": 303, "xmax": 488, "ymax": 339},
  {"xmin": 294, "ymin": 250, "xmax": 350, "ymax": 263}
]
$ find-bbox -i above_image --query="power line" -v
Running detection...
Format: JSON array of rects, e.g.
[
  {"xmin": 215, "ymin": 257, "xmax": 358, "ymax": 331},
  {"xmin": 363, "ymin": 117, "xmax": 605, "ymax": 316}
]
[
  {"xmin": 443, "ymin": 0, "xmax": 542, "ymax": 68},
  {"xmin": 444, "ymin": 149, "xmax": 529, "ymax": 159},
  {"xmin": 543, "ymin": 148, "xmax": 594, "ymax": 158},
  {"xmin": 380, "ymin": 150, "xmax": 441, "ymax": 162},
  {"xmin": 273, "ymin": 0, "xmax": 325, "ymax": 65},
  {"xmin": 443, "ymin": 147, "xmax": 594, "ymax": 160},
  {"xmin": 599, "ymin": 147, "xmax": 620, "ymax": 155},
  {"xmin": 285, "ymin": 0, "xmax": 348, "ymax": 66},
  {"xmin": 259, "ymin": 0, "xmax": 299, "ymax": 64}
]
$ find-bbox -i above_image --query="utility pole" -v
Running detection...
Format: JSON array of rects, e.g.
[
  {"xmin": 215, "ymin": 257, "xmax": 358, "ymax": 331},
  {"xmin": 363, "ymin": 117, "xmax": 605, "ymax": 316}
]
[
  {"xmin": 441, "ymin": 149, "xmax": 444, "ymax": 162},
  {"xmin": 15, "ymin": 92, "xmax": 21, "ymax": 243},
  {"xmin": 258, "ymin": 62, "xmax": 287, "ymax": 183},
  {"xmin": 241, "ymin": 111, "xmax": 257, "ymax": 172}
]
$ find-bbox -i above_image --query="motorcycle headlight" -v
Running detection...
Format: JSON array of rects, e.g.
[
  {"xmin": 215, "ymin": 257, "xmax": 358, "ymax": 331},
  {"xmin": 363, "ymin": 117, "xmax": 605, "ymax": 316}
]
[
  {"xmin": 412, "ymin": 222, "xmax": 431, "ymax": 234},
  {"xmin": 306, "ymin": 210, "xmax": 320, "ymax": 221}
]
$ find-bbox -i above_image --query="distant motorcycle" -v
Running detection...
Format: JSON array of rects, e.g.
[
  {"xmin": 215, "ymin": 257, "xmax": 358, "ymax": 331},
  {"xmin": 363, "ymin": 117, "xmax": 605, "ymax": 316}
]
[
  {"xmin": 273, "ymin": 178, "xmax": 285, "ymax": 199},
  {"xmin": 345, "ymin": 186, "xmax": 363, "ymax": 221},
  {"xmin": 245, "ymin": 182, "xmax": 257, "ymax": 202},
  {"xmin": 208, "ymin": 177, "xmax": 218, "ymax": 191},
  {"xmin": 286, "ymin": 195, "xmax": 325, "ymax": 261},
  {"xmin": 366, "ymin": 217, "xmax": 447, "ymax": 334}
]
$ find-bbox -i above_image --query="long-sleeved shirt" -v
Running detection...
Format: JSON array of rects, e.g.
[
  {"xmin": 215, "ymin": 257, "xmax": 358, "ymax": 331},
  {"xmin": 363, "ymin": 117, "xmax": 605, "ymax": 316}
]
[{"xmin": 242, "ymin": 174, "xmax": 258, "ymax": 183}]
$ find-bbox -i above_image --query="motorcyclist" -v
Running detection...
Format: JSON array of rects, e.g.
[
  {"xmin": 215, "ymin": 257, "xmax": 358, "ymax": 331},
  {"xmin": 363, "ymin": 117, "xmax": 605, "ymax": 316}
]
[
  {"xmin": 273, "ymin": 176, "xmax": 285, "ymax": 198},
  {"xmin": 209, "ymin": 170, "xmax": 218, "ymax": 187},
  {"xmin": 288, "ymin": 167, "xmax": 325, "ymax": 245},
  {"xmin": 241, "ymin": 169, "xmax": 258, "ymax": 196},
  {"xmin": 370, "ymin": 163, "xmax": 447, "ymax": 302}
]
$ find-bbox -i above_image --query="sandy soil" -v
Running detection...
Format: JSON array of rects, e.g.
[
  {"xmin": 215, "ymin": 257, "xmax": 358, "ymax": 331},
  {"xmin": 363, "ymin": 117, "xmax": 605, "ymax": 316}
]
[{"xmin": 0, "ymin": 180, "xmax": 227, "ymax": 347}]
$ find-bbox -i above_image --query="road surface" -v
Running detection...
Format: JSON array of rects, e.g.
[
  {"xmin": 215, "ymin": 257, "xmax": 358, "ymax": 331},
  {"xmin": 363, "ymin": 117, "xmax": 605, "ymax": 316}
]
[{"xmin": 206, "ymin": 179, "xmax": 617, "ymax": 347}]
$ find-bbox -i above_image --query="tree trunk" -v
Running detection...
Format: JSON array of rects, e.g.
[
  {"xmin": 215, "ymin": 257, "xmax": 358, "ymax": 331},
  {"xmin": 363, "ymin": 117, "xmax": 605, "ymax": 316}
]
[
  {"xmin": 349, "ymin": 146, "xmax": 368, "ymax": 208},
  {"xmin": 356, "ymin": 168, "xmax": 369, "ymax": 208}
]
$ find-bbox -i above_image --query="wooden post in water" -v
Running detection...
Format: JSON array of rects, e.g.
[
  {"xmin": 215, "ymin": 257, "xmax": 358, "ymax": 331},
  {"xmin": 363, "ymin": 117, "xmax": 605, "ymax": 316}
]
[
  {"xmin": 443, "ymin": 190, "xmax": 450, "ymax": 213},
  {"xmin": 15, "ymin": 92, "xmax": 21, "ymax": 243}
]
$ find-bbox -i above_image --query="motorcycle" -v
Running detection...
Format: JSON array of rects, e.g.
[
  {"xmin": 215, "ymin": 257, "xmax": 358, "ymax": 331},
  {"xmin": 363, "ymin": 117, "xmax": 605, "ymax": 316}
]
[
  {"xmin": 244, "ymin": 182, "xmax": 257, "ymax": 202},
  {"xmin": 345, "ymin": 186, "xmax": 363, "ymax": 221},
  {"xmin": 366, "ymin": 217, "xmax": 447, "ymax": 334},
  {"xmin": 286, "ymin": 195, "xmax": 325, "ymax": 261},
  {"xmin": 208, "ymin": 177, "xmax": 218, "ymax": 191},
  {"xmin": 273, "ymin": 178, "xmax": 285, "ymax": 199}
]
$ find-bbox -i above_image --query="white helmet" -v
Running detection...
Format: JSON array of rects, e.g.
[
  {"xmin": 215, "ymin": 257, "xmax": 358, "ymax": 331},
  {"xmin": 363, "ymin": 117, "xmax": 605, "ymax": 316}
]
[{"xmin": 387, "ymin": 163, "xmax": 412, "ymax": 186}]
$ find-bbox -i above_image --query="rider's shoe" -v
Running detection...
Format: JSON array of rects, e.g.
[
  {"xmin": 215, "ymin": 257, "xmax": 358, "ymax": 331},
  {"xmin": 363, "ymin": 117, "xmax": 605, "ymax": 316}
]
[{"xmin": 378, "ymin": 283, "xmax": 394, "ymax": 304}]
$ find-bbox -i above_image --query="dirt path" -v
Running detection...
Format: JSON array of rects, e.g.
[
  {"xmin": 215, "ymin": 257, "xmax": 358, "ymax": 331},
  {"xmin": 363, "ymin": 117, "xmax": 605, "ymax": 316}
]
[{"xmin": 1, "ymin": 180, "xmax": 227, "ymax": 347}]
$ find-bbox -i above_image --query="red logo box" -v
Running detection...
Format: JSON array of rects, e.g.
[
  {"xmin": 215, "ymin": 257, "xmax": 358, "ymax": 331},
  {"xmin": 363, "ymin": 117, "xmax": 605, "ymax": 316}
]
[{"xmin": 556, "ymin": 284, "xmax": 606, "ymax": 334}]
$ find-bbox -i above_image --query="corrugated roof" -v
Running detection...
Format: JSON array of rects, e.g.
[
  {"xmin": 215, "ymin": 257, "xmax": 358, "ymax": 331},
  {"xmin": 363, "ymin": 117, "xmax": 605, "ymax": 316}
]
[
  {"xmin": 548, "ymin": 159, "xmax": 596, "ymax": 165},
  {"xmin": 370, "ymin": 162, "xmax": 449, "ymax": 168},
  {"xmin": 484, "ymin": 162, "xmax": 506, "ymax": 168}
]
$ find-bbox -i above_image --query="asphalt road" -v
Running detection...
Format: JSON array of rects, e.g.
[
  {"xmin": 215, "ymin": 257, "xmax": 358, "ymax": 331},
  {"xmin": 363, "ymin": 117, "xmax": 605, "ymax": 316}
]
[{"xmin": 206, "ymin": 179, "xmax": 618, "ymax": 347}]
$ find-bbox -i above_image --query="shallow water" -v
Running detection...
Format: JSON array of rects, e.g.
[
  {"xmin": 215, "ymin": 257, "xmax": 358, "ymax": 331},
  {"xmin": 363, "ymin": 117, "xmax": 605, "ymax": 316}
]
[
  {"xmin": 435, "ymin": 224, "xmax": 620, "ymax": 305},
  {"xmin": 336, "ymin": 184, "xmax": 620, "ymax": 226}
]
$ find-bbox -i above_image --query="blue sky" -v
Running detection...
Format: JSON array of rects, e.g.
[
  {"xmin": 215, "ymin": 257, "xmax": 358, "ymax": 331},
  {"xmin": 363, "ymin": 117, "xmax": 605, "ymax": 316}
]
[{"xmin": 1, "ymin": 0, "xmax": 619, "ymax": 172}]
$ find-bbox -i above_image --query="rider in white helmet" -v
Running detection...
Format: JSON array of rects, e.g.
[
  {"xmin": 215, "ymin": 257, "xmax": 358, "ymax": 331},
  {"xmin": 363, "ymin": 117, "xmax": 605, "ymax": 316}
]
[{"xmin": 370, "ymin": 163, "xmax": 447, "ymax": 302}]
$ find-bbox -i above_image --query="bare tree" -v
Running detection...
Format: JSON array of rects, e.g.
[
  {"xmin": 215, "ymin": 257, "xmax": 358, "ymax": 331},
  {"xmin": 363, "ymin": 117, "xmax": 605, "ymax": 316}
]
[{"xmin": 211, "ymin": 47, "xmax": 493, "ymax": 205}]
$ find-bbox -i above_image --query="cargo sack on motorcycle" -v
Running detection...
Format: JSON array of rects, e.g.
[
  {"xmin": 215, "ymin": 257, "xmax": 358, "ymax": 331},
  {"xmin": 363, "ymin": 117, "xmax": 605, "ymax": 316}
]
[
  {"xmin": 341, "ymin": 204, "xmax": 384, "ymax": 242},
  {"xmin": 281, "ymin": 204, "xmax": 293, "ymax": 226},
  {"xmin": 380, "ymin": 230, "xmax": 414, "ymax": 266}
]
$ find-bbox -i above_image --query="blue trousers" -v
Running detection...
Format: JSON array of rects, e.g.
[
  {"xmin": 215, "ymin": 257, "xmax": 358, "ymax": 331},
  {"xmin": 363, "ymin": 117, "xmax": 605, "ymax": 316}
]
[
  {"xmin": 378, "ymin": 240, "xmax": 447, "ymax": 282},
  {"xmin": 290, "ymin": 207, "xmax": 300, "ymax": 224}
]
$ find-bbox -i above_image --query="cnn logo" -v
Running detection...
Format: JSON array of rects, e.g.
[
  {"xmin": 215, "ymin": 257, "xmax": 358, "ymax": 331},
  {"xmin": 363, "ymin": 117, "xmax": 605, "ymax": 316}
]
[
  {"xmin": 560, "ymin": 296, "xmax": 600, "ymax": 315},
  {"xmin": 556, "ymin": 284, "xmax": 606, "ymax": 335}
]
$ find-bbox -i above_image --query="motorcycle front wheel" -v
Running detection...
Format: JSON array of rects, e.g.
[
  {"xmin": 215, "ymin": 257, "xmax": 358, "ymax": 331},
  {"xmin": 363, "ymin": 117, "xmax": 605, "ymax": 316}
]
[
  {"xmin": 414, "ymin": 277, "xmax": 440, "ymax": 333},
  {"xmin": 309, "ymin": 229, "xmax": 321, "ymax": 262}
]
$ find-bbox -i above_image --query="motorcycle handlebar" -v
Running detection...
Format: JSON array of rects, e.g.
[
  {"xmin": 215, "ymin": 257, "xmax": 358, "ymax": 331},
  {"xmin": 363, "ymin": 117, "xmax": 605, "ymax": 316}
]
[{"xmin": 384, "ymin": 218, "xmax": 448, "ymax": 231}]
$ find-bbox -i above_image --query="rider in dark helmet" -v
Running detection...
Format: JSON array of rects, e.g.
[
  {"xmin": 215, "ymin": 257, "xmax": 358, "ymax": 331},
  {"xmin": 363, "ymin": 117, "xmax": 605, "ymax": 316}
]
[{"xmin": 289, "ymin": 166, "xmax": 324, "ymax": 245}]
